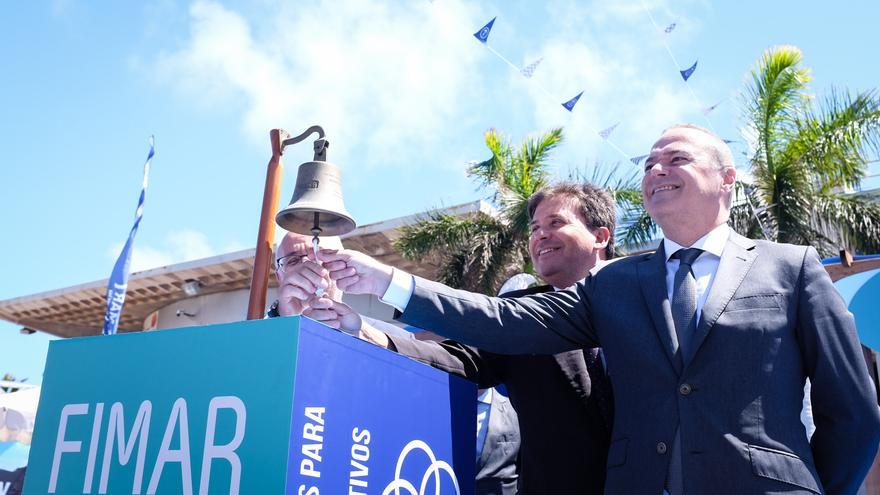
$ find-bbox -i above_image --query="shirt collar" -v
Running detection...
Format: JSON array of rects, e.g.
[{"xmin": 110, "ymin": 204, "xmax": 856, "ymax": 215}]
[{"xmin": 663, "ymin": 223, "xmax": 730, "ymax": 262}]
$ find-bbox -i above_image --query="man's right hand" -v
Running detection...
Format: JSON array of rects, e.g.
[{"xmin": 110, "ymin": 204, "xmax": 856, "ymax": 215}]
[
  {"xmin": 304, "ymin": 297, "xmax": 390, "ymax": 349},
  {"xmin": 319, "ymin": 249, "xmax": 394, "ymax": 297},
  {"xmin": 276, "ymin": 259, "xmax": 331, "ymax": 316}
]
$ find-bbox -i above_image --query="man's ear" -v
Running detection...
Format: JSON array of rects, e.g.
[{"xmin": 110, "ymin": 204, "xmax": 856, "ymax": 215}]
[
  {"xmin": 593, "ymin": 226, "xmax": 611, "ymax": 248},
  {"xmin": 722, "ymin": 167, "xmax": 737, "ymax": 190}
]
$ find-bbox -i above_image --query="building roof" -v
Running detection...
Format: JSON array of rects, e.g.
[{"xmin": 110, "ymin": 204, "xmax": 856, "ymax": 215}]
[{"xmin": 0, "ymin": 200, "xmax": 496, "ymax": 338}]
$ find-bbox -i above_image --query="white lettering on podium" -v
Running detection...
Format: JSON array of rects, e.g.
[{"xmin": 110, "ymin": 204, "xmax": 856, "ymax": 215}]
[
  {"xmin": 83, "ymin": 402, "xmax": 104, "ymax": 493},
  {"xmin": 1, "ymin": 481, "xmax": 11, "ymax": 495},
  {"xmin": 99, "ymin": 400, "xmax": 152, "ymax": 494},
  {"xmin": 49, "ymin": 403, "xmax": 89, "ymax": 493},
  {"xmin": 146, "ymin": 398, "xmax": 191, "ymax": 494},
  {"xmin": 198, "ymin": 396, "xmax": 246, "ymax": 495},
  {"xmin": 298, "ymin": 406, "xmax": 325, "ymax": 495},
  {"xmin": 46, "ymin": 397, "xmax": 246, "ymax": 494},
  {"xmin": 349, "ymin": 427, "xmax": 371, "ymax": 495}
]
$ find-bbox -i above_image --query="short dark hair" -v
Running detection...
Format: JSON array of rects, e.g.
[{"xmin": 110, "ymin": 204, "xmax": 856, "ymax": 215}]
[{"xmin": 527, "ymin": 181, "xmax": 617, "ymax": 258}]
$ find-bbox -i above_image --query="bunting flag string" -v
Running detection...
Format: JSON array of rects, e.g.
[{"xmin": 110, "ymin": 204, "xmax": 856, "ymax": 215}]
[
  {"xmin": 102, "ymin": 136, "xmax": 155, "ymax": 336},
  {"xmin": 663, "ymin": 22, "xmax": 677, "ymax": 34},
  {"xmin": 598, "ymin": 122, "xmax": 620, "ymax": 140},
  {"xmin": 702, "ymin": 100, "xmax": 723, "ymax": 115},
  {"xmin": 468, "ymin": 16, "xmax": 634, "ymax": 163},
  {"xmin": 679, "ymin": 60, "xmax": 698, "ymax": 81},
  {"xmin": 473, "ymin": 17, "xmax": 496, "ymax": 43},
  {"xmin": 562, "ymin": 91, "xmax": 584, "ymax": 112},
  {"xmin": 638, "ymin": 0, "xmax": 716, "ymax": 133},
  {"xmin": 630, "ymin": 154, "xmax": 649, "ymax": 165},
  {"xmin": 520, "ymin": 57, "xmax": 544, "ymax": 78}
]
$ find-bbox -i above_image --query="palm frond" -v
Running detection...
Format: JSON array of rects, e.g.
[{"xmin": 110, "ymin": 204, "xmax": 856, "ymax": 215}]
[
  {"xmin": 467, "ymin": 128, "xmax": 512, "ymax": 194},
  {"xmin": 811, "ymin": 193, "xmax": 880, "ymax": 255},
  {"xmin": 786, "ymin": 88, "xmax": 880, "ymax": 192},
  {"xmin": 743, "ymin": 45, "xmax": 811, "ymax": 179}
]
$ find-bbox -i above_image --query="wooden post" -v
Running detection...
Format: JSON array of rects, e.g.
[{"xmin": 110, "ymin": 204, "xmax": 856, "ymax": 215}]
[{"xmin": 247, "ymin": 129, "xmax": 289, "ymax": 320}]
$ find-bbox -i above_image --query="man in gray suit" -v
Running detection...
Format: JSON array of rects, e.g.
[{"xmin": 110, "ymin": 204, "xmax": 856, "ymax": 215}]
[{"xmin": 315, "ymin": 124, "xmax": 880, "ymax": 494}]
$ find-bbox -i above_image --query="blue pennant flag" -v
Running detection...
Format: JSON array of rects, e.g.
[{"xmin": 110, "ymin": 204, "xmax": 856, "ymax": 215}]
[
  {"xmin": 103, "ymin": 137, "xmax": 155, "ymax": 335},
  {"xmin": 520, "ymin": 57, "xmax": 544, "ymax": 78},
  {"xmin": 664, "ymin": 22, "xmax": 677, "ymax": 34},
  {"xmin": 680, "ymin": 60, "xmax": 698, "ymax": 81},
  {"xmin": 723, "ymin": 139, "xmax": 737, "ymax": 144},
  {"xmin": 598, "ymin": 122, "xmax": 620, "ymax": 140},
  {"xmin": 473, "ymin": 17, "xmax": 496, "ymax": 44},
  {"xmin": 630, "ymin": 154, "xmax": 649, "ymax": 165},
  {"xmin": 561, "ymin": 91, "xmax": 584, "ymax": 112}
]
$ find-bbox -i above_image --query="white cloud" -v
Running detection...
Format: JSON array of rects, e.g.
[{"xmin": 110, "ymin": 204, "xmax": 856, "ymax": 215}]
[
  {"xmin": 155, "ymin": 0, "xmax": 488, "ymax": 172},
  {"xmin": 108, "ymin": 229, "xmax": 226, "ymax": 272},
  {"xmin": 154, "ymin": 0, "xmax": 727, "ymax": 182}
]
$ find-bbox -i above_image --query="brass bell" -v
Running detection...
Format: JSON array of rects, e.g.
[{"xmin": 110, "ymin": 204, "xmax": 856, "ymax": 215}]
[{"xmin": 275, "ymin": 126, "xmax": 356, "ymax": 236}]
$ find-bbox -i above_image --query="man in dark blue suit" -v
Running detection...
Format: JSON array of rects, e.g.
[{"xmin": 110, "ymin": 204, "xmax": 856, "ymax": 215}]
[{"xmin": 319, "ymin": 124, "xmax": 880, "ymax": 495}]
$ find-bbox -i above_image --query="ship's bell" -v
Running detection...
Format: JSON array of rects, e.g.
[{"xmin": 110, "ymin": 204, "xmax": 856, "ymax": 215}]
[{"xmin": 276, "ymin": 160, "xmax": 355, "ymax": 236}]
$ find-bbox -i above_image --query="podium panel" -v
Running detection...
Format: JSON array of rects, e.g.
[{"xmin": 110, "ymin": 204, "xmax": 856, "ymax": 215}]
[{"xmin": 23, "ymin": 317, "xmax": 475, "ymax": 494}]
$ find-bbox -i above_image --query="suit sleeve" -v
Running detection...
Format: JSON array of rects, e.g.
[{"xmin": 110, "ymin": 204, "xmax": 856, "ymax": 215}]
[
  {"xmin": 396, "ymin": 276, "xmax": 598, "ymax": 354},
  {"xmin": 385, "ymin": 334, "xmax": 508, "ymax": 388},
  {"xmin": 796, "ymin": 247, "xmax": 880, "ymax": 495}
]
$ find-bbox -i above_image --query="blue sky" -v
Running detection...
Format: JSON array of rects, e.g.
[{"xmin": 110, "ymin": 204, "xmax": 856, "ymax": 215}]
[{"xmin": 2, "ymin": 0, "xmax": 879, "ymax": 384}]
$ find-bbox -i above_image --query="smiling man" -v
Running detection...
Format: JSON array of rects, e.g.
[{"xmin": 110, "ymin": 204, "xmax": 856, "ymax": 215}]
[
  {"xmin": 303, "ymin": 181, "xmax": 616, "ymax": 493},
  {"xmin": 319, "ymin": 124, "xmax": 880, "ymax": 495}
]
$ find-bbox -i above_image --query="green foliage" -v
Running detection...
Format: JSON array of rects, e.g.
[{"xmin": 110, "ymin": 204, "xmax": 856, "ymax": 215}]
[
  {"xmin": 738, "ymin": 45, "xmax": 880, "ymax": 256},
  {"xmin": 395, "ymin": 128, "xmax": 562, "ymax": 294}
]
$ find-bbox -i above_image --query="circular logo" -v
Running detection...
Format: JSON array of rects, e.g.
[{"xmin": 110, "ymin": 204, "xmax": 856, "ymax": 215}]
[{"xmin": 382, "ymin": 440, "xmax": 460, "ymax": 495}]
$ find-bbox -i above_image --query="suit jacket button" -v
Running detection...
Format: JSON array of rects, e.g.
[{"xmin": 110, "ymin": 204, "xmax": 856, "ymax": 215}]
[
  {"xmin": 679, "ymin": 383, "xmax": 693, "ymax": 395},
  {"xmin": 656, "ymin": 442, "xmax": 667, "ymax": 454}
]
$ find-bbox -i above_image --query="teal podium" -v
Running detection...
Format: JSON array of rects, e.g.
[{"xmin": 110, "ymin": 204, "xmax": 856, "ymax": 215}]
[{"xmin": 23, "ymin": 317, "xmax": 476, "ymax": 494}]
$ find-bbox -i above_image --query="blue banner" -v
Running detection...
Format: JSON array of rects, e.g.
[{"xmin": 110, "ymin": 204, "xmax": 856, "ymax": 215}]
[
  {"xmin": 103, "ymin": 137, "xmax": 155, "ymax": 335},
  {"xmin": 680, "ymin": 60, "xmax": 698, "ymax": 81},
  {"xmin": 473, "ymin": 17, "xmax": 496, "ymax": 44},
  {"xmin": 561, "ymin": 91, "xmax": 584, "ymax": 112}
]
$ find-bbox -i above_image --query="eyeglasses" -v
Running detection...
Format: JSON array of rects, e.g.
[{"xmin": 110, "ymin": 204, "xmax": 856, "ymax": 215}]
[{"xmin": 275, "ymin": 253, "xmax": 308, "ymax": 273}]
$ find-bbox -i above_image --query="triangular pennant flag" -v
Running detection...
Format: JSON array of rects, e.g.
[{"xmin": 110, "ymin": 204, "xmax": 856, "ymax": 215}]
[
  {"xmin": 723, "ymin": 139, "xmax": 737, "ymax": 144},
  {"xmin": 630, "ymin": 154, "xmax": 649, "ymax": 165},
  {"xmin": 473, "ymin": 17, "xmax": 496, "ymax": 44},
  {"xmin": 664, "ymin": 22, "xmax": 677, "ymax": 34},
  {"xmin": 598, "ymin": 122, "xmax": 620, "ymax": 140},
  {"xmin": 702, "ymin": 100, "xmax": 722, "ymax": 115},
  {"xmin": 561, "ymin": 91, "xmax": 584, "ymax": 112},
  {"xmin": 520, "ymin": 57, "xmax": 544, "ymax": 79},
  {"xmin": 680, "ymin": 60, "xmax": 698, "ymax": 81}
]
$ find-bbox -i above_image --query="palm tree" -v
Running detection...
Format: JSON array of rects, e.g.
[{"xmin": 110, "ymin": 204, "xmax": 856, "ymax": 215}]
[
  {"xmin": 733, "ymin": 45, "xmax": 880, "ymax": 256},
  {"xmin": 395, "ymin": 128, "xmax": 562, "ymax": 295},
  {"xmin": 395, "ymin": 128, "xmax": 653, "ymax": 295}
]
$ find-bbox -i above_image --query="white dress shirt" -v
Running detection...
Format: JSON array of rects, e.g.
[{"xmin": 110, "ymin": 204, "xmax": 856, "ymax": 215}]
[{"xmin": 661, "ymin": 223, "xmax": 730, "ymax": 325}]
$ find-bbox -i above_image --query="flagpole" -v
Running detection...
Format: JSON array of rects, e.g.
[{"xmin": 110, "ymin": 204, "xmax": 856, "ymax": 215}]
[{"xmin": 247, "ymin": 129, "xmax": 289, "ymax": 320}]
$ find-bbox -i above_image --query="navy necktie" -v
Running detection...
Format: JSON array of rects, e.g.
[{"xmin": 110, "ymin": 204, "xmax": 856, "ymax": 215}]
[{"xmin": 671, "ymin": 248, "xmax": 704, "ymax": 360}]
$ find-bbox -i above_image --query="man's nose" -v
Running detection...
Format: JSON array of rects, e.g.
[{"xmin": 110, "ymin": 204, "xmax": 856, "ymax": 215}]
[{"xmin": 646, "ymin": 162, "xmax": 667, "ymax": 176}]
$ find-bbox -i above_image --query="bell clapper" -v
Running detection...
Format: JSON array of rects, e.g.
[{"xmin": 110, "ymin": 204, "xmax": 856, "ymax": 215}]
[{"xmin": 311, "ymin": 216, "xmax": 324, "ymax": 298}]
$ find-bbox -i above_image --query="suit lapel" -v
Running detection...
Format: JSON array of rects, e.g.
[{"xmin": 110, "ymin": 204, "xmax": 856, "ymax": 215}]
[
  {"xmin": 683, "ymin": 231, "xmax": 757, "ymax": 366},
  {"xmin": 637, "ymin": 244, "xmax": 683, "ymax": 374}
]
